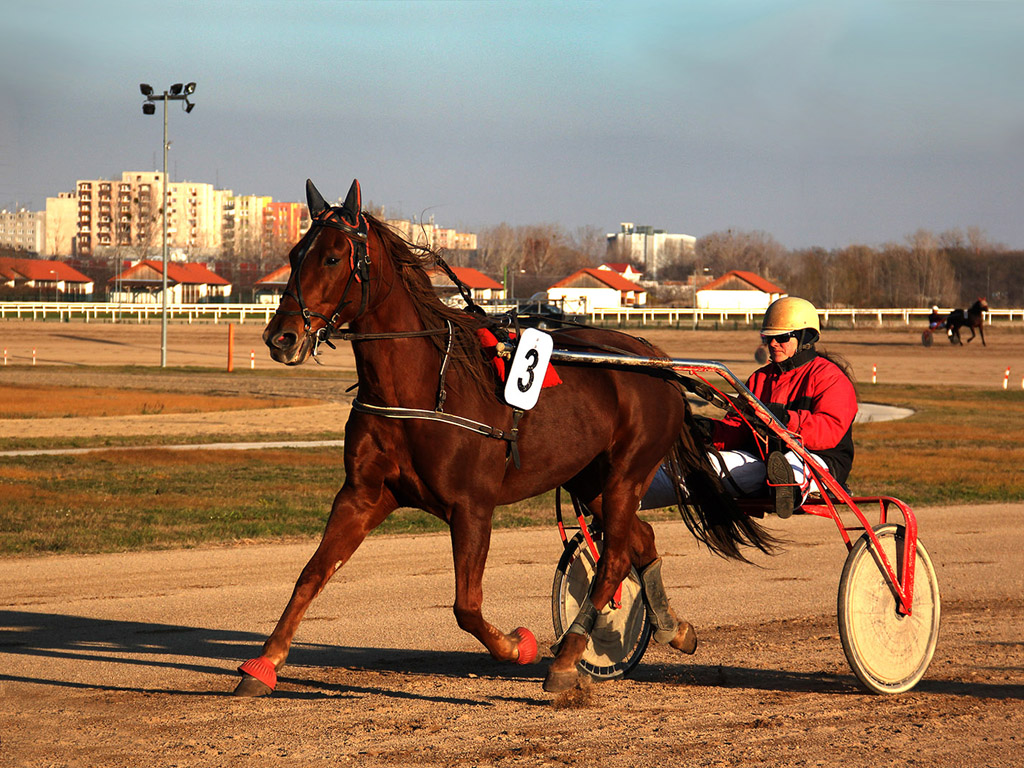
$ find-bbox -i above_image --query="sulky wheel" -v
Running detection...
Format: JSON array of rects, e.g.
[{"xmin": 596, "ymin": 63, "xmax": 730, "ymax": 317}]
[
  {"xmin": 837, "ymin": 524, "xmax": 941, "ymax": 694},
  {"xmin": 551, "ymin": 531, "xmax": 653, "ymax": 681},
  {"xmin": 921, "ymin": 329, "xmax": 933, "ymax": 347}
]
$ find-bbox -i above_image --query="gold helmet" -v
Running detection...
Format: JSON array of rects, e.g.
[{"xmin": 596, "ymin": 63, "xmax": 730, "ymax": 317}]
[{"xmin": 761, "ymin": 297, "xmax": 820, "ymax": 340}]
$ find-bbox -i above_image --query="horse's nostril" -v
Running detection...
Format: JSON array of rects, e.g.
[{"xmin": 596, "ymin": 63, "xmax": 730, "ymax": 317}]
[{"xmin": 272, "ymin": 332, "xmax": 297, "ymax": 350}]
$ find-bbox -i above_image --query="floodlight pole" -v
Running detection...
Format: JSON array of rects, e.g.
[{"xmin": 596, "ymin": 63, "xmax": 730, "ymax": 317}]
[
  {"xmin": 140, "ymin": 82, "xmax": 196, "ymax": 367},
  {"xmin": 160, "ymin": 95, "xmax": 169, "ymax": 367}
]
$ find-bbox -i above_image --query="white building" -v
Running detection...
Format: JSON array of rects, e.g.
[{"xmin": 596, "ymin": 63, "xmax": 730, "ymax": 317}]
[
  {"xmin": 606, "ymin": 223, "xmax": 695, "ymax": 280},
  {"xmin": 696, "ymin": 270, "xmax": 784, "ymax": 310},
  {"xmin": 0, "ymin": 208, "xmax": 45, "ymax": 253},
  {"xmin": 547, "ymin": 268, "xmax": 647, "ymax": 313}
]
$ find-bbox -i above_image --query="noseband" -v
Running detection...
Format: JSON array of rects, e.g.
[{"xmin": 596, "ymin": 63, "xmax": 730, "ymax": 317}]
[{"xmin": 282, "ymin": 205, "xmax": 371, "ymax": 355}]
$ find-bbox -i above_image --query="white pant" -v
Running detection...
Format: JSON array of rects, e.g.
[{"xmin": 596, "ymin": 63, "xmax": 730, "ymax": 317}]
[{"xmin": 639, "ymin": 450, "xmax": 828, "ymax": 510}]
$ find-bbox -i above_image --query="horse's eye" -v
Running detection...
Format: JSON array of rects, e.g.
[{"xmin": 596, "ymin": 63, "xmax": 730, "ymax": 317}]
[{"xmin": 324, "ymin": 256, "xmax": 341, "ymax": 266}]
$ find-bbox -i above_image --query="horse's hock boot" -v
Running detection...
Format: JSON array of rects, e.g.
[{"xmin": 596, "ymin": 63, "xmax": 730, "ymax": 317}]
[
  {"xmin": 767, "ymin": 451, "xmax": 797, "ymax": 519},
  {"xmin": 640, "ymin": 558, "xmax": 697, "ymax": 654}
]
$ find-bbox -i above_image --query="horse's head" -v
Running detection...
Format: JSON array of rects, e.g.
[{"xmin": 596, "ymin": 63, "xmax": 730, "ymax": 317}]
[{"xmin": 263, "ymin": 179, "xmax": 372, "ymax": 365}]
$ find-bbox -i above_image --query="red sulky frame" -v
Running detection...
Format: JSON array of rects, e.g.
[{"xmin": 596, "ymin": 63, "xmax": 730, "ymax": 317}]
[{"xmin": 549, "ymin": 350, "xmax": 918, "ymax": 617}]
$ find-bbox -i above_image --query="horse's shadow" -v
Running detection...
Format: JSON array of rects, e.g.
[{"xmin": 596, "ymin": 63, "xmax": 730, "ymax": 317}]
[
  {"xmin": 0, "ymin": 609, "xmax": 542, "ymax": 702},
  {"xmin": 4, "ymin": 610, "xmax": 1019, "ymax": 702}
]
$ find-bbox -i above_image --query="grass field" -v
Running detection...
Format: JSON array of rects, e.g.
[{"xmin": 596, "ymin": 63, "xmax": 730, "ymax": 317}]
[{"xmin": 2, "ymin": 382, "xmax": 1022, "ymax": 556}]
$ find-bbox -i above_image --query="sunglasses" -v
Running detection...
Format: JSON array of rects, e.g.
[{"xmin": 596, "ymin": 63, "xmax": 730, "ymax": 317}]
[{"xmin": 761, "ymin": 331, "xmax": 799, "ymax": 345}]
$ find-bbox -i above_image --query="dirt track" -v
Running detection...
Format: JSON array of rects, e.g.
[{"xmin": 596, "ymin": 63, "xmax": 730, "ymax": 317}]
[
  {"xmin": 1, "ymin": 320, "xmax": 1023, "ymax": 767},
  {"xmin": 2, "ymin": 506, "xmax": 1022, "ymax": 767}
]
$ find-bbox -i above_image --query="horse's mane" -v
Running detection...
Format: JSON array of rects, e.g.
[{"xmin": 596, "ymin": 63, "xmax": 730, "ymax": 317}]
[{"xmin": 364, "ymin": 213, "xmax": 494, "ymax": 396}]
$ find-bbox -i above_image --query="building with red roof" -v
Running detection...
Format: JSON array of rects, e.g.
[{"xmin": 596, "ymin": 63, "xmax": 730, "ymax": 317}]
[
  {"xmin": 109, "ymin": 260, "xmax": 231, "ymax": 303},
  {"xmin": 597, "ymin": 262, "xmax": 644, "ymax": 281},
  {"xmin": 546, "ymin": 267, "xmax": 647, "ymax": 312},
  {"xmin": 696, "ymin": 270, "xmax": 785, "ymax": 310},
  {"xmin": 427, "ymin": 266, "xmax": 505, "ymax": 304},
  {"xmin": 253, "ymin": 264, "xmax": 292, "ymax": 304},
  {"xmin": 0, "ymin": 256, "xmax": 94, "ymax": 298}
]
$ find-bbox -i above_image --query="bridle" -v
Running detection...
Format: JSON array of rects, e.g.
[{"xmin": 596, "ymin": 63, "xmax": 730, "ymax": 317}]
[
  {"xmin": 275, "ymin": 178, "xmax": 525, "ymax": 465},
  {"xmin": 280, "ymin": 202, "xmax": 372, "ymax": 358}
]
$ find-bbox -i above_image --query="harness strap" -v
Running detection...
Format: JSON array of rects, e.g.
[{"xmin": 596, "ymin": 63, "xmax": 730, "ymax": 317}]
[
  {"xmin": 334, "ymin": 328, "xmax": 448, "ymax": 342},
  {"xmin": 351, "ymin": 399, "xmax": 520, "ymax": 447}
]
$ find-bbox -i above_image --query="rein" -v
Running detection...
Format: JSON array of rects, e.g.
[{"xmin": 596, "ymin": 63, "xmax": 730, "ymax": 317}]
[{"xmin": 281, "ymin": 179, "xmax": 524, "ymax": 464}]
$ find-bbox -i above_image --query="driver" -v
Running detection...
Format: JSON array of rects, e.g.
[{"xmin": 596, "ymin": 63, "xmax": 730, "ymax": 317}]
[{"xmin": 642, "ymin": 296, "xmax": 858, "ymax": 517}]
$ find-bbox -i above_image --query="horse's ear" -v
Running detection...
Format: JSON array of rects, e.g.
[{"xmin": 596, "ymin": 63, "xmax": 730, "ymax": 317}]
[
  {"xmin": 343, "ymin": 179, "xmax": 362, "ymax": 217},
  {"xmin": 306, "ymin": 179, "xmax": 328, "ymax": 217}
]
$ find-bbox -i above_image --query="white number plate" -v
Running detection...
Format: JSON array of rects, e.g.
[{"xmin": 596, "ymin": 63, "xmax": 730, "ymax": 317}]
[{"xmin": 503, "ymin": 327, "xmax": 554, "ymax": 410}]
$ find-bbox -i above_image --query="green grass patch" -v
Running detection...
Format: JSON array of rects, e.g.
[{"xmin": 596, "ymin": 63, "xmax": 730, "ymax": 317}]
[
  {"xmin": 0, "ymin": 447, "xmax": 560, "ymax": 556},
  {"xmin": 2, "ymin": 383, "xmax": 1022, "ymax": 556},
  {"xmin": 851, "ymin": 384, "xmax": 1024, "ymax": 505}
]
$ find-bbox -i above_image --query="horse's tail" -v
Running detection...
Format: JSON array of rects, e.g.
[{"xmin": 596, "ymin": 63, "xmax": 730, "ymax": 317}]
[{"xmin": 664, "ymin": 411, "xmax": 780, "ymax": 563}]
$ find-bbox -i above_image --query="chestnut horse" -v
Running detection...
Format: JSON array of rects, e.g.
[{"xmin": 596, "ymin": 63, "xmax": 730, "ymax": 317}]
[{"xmin": 233, "ymin": 179, "xmax": 775, "ymax": 696}]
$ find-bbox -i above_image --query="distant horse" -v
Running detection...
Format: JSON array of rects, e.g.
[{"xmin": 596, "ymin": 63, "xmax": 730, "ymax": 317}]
[
  {"xmin": 232, "ymin": 179, "xmax": 775, "ymax": 697},
  {"xmin": 946, "ymin": 298, "xmax": 989, "ymax": 346}
]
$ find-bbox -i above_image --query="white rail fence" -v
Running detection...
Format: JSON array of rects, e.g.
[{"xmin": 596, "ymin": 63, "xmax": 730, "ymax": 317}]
[{"xmin": 2, "ymin": 302, "xmax": 1023, "ymax": 327}]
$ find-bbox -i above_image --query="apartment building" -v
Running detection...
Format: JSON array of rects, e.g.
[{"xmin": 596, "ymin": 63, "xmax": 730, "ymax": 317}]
[
  {"xmin": 44, "ymin": 193, "xmax": 79, "ymax": 256},
  {"xmin": 606, "ymin": 222, "xmax": 696, "ymax": 280},
  {"xmin": 75, "ymin": 172, "xmax": 230, "ymax": 259},
  {"xmin": 383, "ymin": 216, "xmax": 477, "ymax": 252},
  {"xmin": 223, "ymin": 194, "xmax": 271, "ymax": 260},
  {"xmin": 263, "ymin": 202, "xmax": 308, "ymax": 251},
  {"xmin": 0, "ymin": 208, "xmax": 45, "ymax": 253}
]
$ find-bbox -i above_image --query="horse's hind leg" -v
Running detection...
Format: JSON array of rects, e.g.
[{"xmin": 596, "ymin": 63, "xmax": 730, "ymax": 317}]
[
  {"xmin": 234, "ymin": 484, "xmax": 396, "ymax": 696},
  {"xmin": 630, "ymin": 517, "xmax": 698, "ymax": 654},
  {"xmin": 449, "ymin": 506, "xmax": 535, "ymax": 664}
]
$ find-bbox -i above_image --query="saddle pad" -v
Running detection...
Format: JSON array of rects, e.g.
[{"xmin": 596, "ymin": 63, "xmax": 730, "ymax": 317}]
[{"xmin": 476, "ymin": 327, "xmax": 562, "ymax": 388}]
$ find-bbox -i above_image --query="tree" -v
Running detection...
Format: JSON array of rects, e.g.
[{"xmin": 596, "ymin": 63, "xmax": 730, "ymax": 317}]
[{"xmin": 695, "ymin": 229, "xmax": 787, "ymax": 279}]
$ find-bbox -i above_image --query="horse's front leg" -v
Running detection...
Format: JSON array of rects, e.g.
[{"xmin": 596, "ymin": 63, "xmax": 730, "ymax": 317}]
[
  {"xmin": 233, "ymin": 482, "xmax": 396, "ymax": 696},
  {"xmin": 449, "ymin": 506, "xmax": 538, "ymax": 665}
]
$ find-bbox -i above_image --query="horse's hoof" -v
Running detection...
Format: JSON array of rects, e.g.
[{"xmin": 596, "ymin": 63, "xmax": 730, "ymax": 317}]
[
  {"xmin": 669, "ymin": 621, "xmax": 698, "ymax": 655},
  {"xmin": 543, "ymin": 665, "xmax": 580, "ymax": 693},
  {"xmin": 234, "ymin": 657, "xmax": 277, "ymax": 697},
  {"xmin": 233, "ymin": 673, "xmax": 274, "ymax": 697},
  {"xmin": 513, "ymin": 627, "xmax": 538, "ymax": 665}
]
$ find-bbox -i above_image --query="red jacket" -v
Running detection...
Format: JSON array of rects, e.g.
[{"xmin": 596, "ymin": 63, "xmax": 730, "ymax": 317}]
[{"xmin": 712, "ymin": 350, "xmax": 857, "ymax": 483}]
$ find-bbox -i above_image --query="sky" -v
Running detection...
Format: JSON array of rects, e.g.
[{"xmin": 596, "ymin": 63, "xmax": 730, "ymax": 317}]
[{"xmin": 2, "ymin": 0, "xmax": 1023, "ymax": 250}]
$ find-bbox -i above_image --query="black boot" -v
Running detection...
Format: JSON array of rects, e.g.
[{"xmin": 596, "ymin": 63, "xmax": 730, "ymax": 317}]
[{"xmin": 767, "ymin": 451, "xmax": 797, "ymax": 519}]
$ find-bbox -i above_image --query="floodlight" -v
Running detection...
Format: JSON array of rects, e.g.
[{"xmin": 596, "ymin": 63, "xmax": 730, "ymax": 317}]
[
  {"xmin": 170, "ymin": 83, "xmax": 183, "ymax": 95},
  {"xmin": 185, "ymin": 101, "xmax": 195, "ymax": 113},
  {"xmin": 143, "ymin": 102, "xmax": 156, "ymax": 115},
  {"xmin": 185, "ymin": 82, "xmax": 196, "ymax": 94},
  {"xmin": 140, "ymin": 83, "xmax": 153, "ymax": 96}
]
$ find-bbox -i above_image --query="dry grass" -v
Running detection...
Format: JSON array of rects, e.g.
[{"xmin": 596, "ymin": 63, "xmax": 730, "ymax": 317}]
[
  {"xmin": 851, "ymin": 384, "xmax": 1024, "ymax": 503},
  {"xmin": 0, "ymin": 384, "xmax": 317, "ymax": 418}
]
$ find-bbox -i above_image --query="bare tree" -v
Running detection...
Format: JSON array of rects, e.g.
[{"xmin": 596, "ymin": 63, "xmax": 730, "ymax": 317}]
[{"xmin": 695, "ymin": 229, "xmax": 787, "ymax": 279}]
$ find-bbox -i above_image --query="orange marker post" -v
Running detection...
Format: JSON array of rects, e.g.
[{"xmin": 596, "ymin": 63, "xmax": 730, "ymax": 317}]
[
  {"xmin": 227, "ymin": 324, "xmax": 235, "ymax": 372},
  {"xmin": 250, "ymin": 349, "xmax": 255, "ymax": 370}
]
